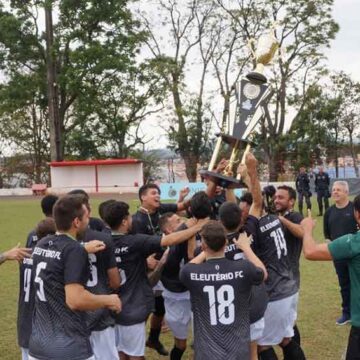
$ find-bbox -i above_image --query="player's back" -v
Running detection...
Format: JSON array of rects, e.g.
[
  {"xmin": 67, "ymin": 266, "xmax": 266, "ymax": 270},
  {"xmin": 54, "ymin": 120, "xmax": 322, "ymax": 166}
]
[
  {"xmin": 29, "ymin": 234, "xmax": 92, "ymax": 360},
  {"xmin": 111, "ymin": 233, "xmax": 162, "ymax": 325},
  {"xmin": 17, "ymin": 230, "xmax": 38, "ymax": 349},
  {"xmin": 180, "ymin": 257, "xmax": 263, "ymax": 360},
  {"xmin": 255, "ymin": 213, "xmax": 297, "ymax": 301},
  {"xmin": 82, "ymin": 228, "xmax": 117, "ymax": 332}
]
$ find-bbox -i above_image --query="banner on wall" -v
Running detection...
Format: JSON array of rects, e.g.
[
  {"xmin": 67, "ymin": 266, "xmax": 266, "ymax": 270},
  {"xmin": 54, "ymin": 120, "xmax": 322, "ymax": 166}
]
[{"xmin": 159, "ymin": 182, "xmax": 245, "ymax": 200}]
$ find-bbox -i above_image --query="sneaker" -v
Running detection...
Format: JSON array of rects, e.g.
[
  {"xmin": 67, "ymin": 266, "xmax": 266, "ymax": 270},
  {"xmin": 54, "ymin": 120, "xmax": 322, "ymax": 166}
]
[
  {"xmin": 336, "ymin": 314, "xmax": 351, "ymax": 325},
  {"xmin": 146, "ymin": 340, "xmax": 169, "ymax": 356}
]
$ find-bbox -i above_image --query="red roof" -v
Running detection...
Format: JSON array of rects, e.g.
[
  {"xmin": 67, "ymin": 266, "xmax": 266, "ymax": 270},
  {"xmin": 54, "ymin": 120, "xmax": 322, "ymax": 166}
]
[{"xmin": 50, "ymin": 159, "xmax": 142, "ymax": 167}]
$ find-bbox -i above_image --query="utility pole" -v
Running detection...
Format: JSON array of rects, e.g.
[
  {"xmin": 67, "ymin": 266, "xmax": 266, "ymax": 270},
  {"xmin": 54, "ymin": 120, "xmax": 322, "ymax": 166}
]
[{"xmin": 45, "ymin": 0, "xmax": 62, "ymax": 161}]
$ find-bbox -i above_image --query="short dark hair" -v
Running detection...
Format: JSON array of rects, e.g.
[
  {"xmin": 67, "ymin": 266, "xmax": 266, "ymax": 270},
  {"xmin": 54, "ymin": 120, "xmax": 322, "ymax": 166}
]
[
  {"xmin": 36, "ymin": 218, "xmax": 56, "ymax": 240},
  {"xmin": 219, "ymin": 202, "xmax": 242, "ymax": 231},
  {"xmin": 354, "ymin": 194, "xmax": 360, "ymax": 213},
  {"xmin": 53, "ymin": 195, "xmax": 86, "ymax": 232},
  {"xmin": 159, "ymin": 212, "xmax": 176, "ymax": 232},
  {"xmin": 68, "ymin": 189, "xmax": 90, "ymax": 210},
  {"xmin": 277, "ymin": 185, "xmax": 297, "ymax": 201},
  {"xmin": 239, "ymin": 192, "xmax": 253, "ymax": 206},
  {"xmin": 200, "ymin": 221, "xmax": 226, "ymax": 252},
  {"xmin": 41, "ymin": 194, "xmax": 59, "ymax": 217},
  {"xmin": 104, "ymin": 201, "xmax": 130, "ymax": 230},
  {"xmin": 138, "ymin": 183, "xmax": 161, "ymax": 202},
  {"xmin": 98, "ymin": 199, "xmax": 116, "ymax": 221},
  {"xmin": 190, "ymin": 191, "xmax": 213, "ymax": 219}
]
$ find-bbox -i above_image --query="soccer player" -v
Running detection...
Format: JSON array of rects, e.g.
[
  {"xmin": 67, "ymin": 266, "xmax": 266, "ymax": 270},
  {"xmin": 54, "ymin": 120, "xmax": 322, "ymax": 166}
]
[
  {"xmin": 132, "ymin": 183, "xmax": 191, "ymax": 355},
  {"xmin": 295, "ymin": 166, "xmax": 312, "ymax": 216},
  {"xmin": 68, "ymin": 189, "xmax": 106, "ymax": 232},
  {"xmin": 17, "ymin": 194, "xmax": 58, "ymax": 360},
  {"xmin": 98, "ymin": 199, "xmax": 116, "ymax": 234},
  {"xmin": 159, "ymin": 192, "xmax": 213, "ymax": 360},
  {"xmin": 104, "ymin": 201, "xmax": 208, "ymax": 360},
  {"xmin": 78, "ymin": 196, "xmax": 121, "ymax": 360},
  {"xmin": 219, "ymin": 152, "xmax": 268, "ymax": 360},
  {"xmin": 314, "ymin": 166, "xmax": 330, "ymax": 216},
  {"xmin": 301, "ymin": 194, "xmax": 360, "ymax": 360},
  {"xmin": 324, "ymin": 181, "xmax": 358, "ymax": 325},
  {"xmin": 255, "ymin": 195, "xmax": 306, "ymax": 360},
  {"xmin": 180, "ymin": 221, "xmax": 266, "ymax": 360},
  {"xmin": 274, "ymin": 185, "xmax": 304, "ymax": 347},
  {"xmin": 28, "ymin": 195, "xmax": 121, "ymax": 360}
]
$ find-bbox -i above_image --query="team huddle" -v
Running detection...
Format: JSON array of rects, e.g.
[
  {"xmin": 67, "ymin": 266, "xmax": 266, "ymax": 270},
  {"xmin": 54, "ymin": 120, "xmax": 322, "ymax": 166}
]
[{"xmin": 11, "ymin": 153, "xmax": 360, "ymax": 360}]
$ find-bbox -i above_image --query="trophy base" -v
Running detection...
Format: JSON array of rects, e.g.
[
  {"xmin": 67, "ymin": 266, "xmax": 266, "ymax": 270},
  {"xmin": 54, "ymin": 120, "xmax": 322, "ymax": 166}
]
[
  {"xmin": 200, "ymin": 170, "xmax": 246, "ymax": 189},
  {"xmin": 246, "ymin": 72, "xmax": 267, "ymax": 85}
]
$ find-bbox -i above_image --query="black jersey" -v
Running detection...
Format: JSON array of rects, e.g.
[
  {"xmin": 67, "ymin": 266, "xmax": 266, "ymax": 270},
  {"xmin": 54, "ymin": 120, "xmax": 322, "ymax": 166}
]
[
  {"xmin": 283, "ymin": 211, "xmax": 303, "ymax": 289},
  {"xmin": 89, "ymin": 217, "xmax": 106, "ymax": 232},
  {"xmin": 111, "ymin": 233, "xmax": 162, "ymax": 325},
  {"xmin": 180, "ymin": 258, "xmax": 264, "ymax": 360},
  {"xmin": 225, "ymin": 229, "xmax": 268, "ymax": 324},
  {"xmin": 211, "ymin": 191, "xmax": 226, "ymax": 219},
  {"xmin": 132, "ymin": 203, "xmax": 178, "ymax": 235},
  {"xmin": 161, "ymin": 223, "xmax": 189, "ymax": 293},
  {"xmin": 29, "ymin": 234, "xmax": 92, "ymax": 360},
  {"xmin": 324, "ymin": 202, "xmax": 358, "ymax": 240},
  {"xmin": 17, "ymin": 230, "xmax": 38, "ymax": 349},
  {"xmin": 82, "ymin": 229, "xmax": 117, "ymax": 332},
  {"xmin": 254, "ymin": 214, "xmax": 297, "ymax": 301}
]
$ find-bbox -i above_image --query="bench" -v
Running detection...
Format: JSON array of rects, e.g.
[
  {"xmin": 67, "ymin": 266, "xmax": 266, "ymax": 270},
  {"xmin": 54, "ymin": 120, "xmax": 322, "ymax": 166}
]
[{"xmin": 32, "ymin": 184, "xmax": 47, "ymax": 196}]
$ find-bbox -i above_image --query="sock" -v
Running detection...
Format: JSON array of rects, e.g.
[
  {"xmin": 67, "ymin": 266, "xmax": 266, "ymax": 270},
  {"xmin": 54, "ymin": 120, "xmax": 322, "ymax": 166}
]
[
  {"xmin": 293, "ymin": 324, "xmax": 301, "ymax": 345},
  {"xmin": 148, "ymin": 328, "xmax": 161, "ymax": 343},
  {"xmin": 259, "ymin": 347, "xmax": 278, "ymax": 360},
  {"xmin": 282, "ymin": 339, "xmax": 306, "ymax": 360},
  {"xmin": 170, "ymin": 346, "xmax": 185, "ymax": 360}
]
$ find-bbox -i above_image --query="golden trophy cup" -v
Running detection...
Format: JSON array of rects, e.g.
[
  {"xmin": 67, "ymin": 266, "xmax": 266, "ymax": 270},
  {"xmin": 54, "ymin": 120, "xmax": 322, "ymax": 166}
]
[{"xmin": 247, "ymin": 29, "xmax": 279, "ymax": 84}]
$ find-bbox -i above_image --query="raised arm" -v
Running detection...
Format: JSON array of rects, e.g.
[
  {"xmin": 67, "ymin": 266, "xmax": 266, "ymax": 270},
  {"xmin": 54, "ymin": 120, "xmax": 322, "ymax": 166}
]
[
  {"xmin": 301, "ymin": 217, "xmax": 333, "ymax": 261},
  {"xmin": 233, "ymin": 232, "xmax": 268, "ymax": 280},
  {"xmin": 161, "ymin": 218, "xmax": 209, "ymax": 247},
  {"xmin": 245, "ymin": 153, "xmax": 262, "ymax": 218}
]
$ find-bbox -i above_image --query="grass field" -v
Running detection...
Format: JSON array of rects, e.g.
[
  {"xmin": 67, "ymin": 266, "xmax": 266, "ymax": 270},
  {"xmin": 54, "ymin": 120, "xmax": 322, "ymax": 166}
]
[{"xmin": 0, "ymin": 196, "xmax": 351, "ymax": 359}]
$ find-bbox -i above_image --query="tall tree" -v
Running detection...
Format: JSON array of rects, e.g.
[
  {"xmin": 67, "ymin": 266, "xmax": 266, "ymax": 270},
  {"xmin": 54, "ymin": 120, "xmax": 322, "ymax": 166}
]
[
  {"xmin": 0, "ymin": 0, "xmax": 146, "ymax": 161},
  {"xmin": 141, "ymin": 0, "xmax": 216, "ymax": 181}
]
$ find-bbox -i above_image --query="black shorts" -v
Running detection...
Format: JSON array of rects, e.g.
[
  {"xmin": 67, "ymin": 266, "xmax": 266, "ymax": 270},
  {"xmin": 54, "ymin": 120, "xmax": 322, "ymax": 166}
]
[{"xmin": 346, "ymin": 326, "xmax": 360, "ymax": 360}]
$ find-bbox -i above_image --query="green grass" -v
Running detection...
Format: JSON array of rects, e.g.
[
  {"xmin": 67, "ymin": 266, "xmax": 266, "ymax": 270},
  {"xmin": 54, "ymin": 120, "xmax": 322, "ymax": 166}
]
[{"xmin": 0, "ymin": 197, "xmax": 351, "ymax": 359}]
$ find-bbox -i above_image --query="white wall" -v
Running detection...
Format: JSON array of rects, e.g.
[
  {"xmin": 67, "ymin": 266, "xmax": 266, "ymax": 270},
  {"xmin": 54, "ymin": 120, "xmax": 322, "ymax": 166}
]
[
  {"xmin": 49, "ymin": 163, "xmax": 143, "ymax": 192},
  {"xmin": 51, "ymin": 166, "xmax": 96, "ymax": 189}
]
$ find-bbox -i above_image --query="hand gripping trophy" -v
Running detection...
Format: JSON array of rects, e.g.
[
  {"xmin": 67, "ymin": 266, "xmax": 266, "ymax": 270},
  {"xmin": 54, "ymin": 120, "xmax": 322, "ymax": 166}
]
[{"xmin": 200, "ymin": 28, "xmax": 279, "ymax": 188}]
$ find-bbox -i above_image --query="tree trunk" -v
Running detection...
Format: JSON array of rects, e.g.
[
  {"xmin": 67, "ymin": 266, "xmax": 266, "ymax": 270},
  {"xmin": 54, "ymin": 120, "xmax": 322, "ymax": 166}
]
[
  {"xmin": 45, "ymin": 3, "xmax": 62, "ymax": 161},
  {"xmin": 182, "ymin": 153, "xmax": 199, "ymax": 182},
  {"xmin": 349, "ymin": 131, "xmax": 359, "ymax": 178}
]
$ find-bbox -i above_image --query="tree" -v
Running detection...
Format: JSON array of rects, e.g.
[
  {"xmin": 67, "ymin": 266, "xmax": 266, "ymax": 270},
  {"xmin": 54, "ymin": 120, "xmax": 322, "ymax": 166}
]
[
  {"xmin": 141, "ymin": 0, "xmax": 216, "ymax": 181},
  {"xmin": 0, "ymin": 72, "xmax": 49, "ymax": 183},
  {"xmin": 331, "ymin": 72, "xmax": 360, "ymax": 177},
  {"xmin": 0, "ymin": 0, "xmax": 146, "ymax": 161}
]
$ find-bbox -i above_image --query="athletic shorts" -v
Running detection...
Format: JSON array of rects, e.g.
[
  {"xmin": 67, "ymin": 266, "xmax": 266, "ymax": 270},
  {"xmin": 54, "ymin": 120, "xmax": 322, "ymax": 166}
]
[
  {"xmin": 257, "ymin": 293, "xmax": 298, "ymax": 346},
  {"xmin": 250, "ymin": 317, "xmax": 265, "ymax": 342},
  {"xmin": 115, "ymin": 322, "xmax": 146, "ymax": 356},
  {"xmin": 21, "ymin": 348, "xmax": 29, "ymax": 360},
  {"xmin": 90, "ymin": 327, "xmax": 118, "ymax": 360},
  {"xmin": 164, "ymin": 295, "xmax": 192, "ymax": 340}
]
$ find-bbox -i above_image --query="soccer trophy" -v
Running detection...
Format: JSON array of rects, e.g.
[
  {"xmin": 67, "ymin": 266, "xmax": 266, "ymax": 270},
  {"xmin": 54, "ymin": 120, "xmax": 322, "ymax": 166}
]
[{"xmin": 200, "ymin": 29, "xmax": 278, "ymax": 188}]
